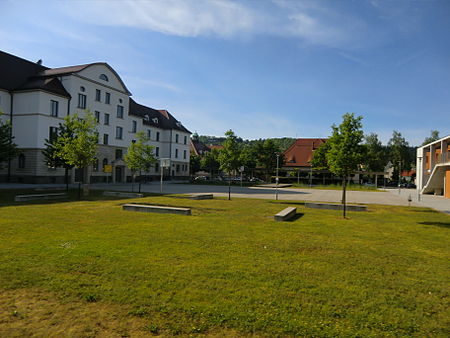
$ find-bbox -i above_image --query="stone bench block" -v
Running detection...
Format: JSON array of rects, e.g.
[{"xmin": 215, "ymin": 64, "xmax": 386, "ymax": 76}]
[
  {"xmin": 123, "ymin": 204, "xmax": 191, "ymax": 215},
  {"xmin": 189, "ymin": 193, "xmax": 213, "ymax": 200},
  {"xmin": 103, "ymin": 191, "xmax": 144, "ymax": 198},
  {"xmin": 305, "ymin": 202, "xmax": 367, "ymax": 212},
  {"xmin": 14, "ymin": 193, "xmax": 68, "ymax": 202},
  {"xmin": 274, "ymin": 206, "xmax": 297, "ymax": 221}
]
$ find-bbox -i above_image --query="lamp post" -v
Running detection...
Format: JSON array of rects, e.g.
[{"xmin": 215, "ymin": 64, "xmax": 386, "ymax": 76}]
[
  {"xmin": 275, "ymin": 154, "xmax": 279, "ymax": 200},
  {"xmin": 398, "ymin": 160, "xmax": 402, "ymax": 195},
  {"xmin": 417, "ymin": 156, "xmax": 422, "ymax": 202}
]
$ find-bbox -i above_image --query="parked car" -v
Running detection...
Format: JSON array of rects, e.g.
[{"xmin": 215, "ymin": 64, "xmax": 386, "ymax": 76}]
[{"xmin": 194, "ymin": 176, "xmax": 208, "ymax": 181}]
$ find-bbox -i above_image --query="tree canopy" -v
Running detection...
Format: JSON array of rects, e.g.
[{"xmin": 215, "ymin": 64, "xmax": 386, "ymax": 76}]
[
  {"xmin": 124, "ymin": 131, "xmax": 156, "ymax": 173},
  {"xmin": 422, "ymin": 130, "xmax": 440, "ymax": 146}
]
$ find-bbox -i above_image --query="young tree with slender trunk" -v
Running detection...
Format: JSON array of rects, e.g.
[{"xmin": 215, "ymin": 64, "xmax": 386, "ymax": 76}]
[
  {"xmin": 124, "ymin": 131, "xmax": 156, "ymax": 193},
  {"xmin": 218, "ymin": 130, "xmax": 241, "ymax": 200},
  {"xmin": 55, "ymin": 112, "xmax": 98, "ymax": 199},
  {"xmin": 0, "ymin": 113, "xmax": 19, "ymax": 171},
  {"xmin": 326, "ymin": 113, "xmax": 364, "ymax": 218}
]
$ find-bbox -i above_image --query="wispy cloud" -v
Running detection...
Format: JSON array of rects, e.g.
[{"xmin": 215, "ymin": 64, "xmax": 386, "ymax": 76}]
[
  {"xmin": 125, "ymin": 76, "xmax": 181, "ymax": 93},
  {"xmin": 57, "ymin": 0, "xmax": 364, "ymax": 49}
]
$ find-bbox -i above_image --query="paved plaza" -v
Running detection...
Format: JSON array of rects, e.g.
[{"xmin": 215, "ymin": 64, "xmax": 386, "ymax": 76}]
[{"xmin": 1, "ymin": 182, "xmax": 448, "ymax": 214}]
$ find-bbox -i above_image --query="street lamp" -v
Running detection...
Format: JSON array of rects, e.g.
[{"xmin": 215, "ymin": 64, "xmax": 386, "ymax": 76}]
[
  {"xmin": 275, "ymin": 154, "xmax": 280, "ymax": 200},
  {"xmin": 398, "ymin": 160, "xmax": 402, "ymax": 195},
  {"xmin": 417, "ymin": 156, "xmax": 422, "ymax": 202}
]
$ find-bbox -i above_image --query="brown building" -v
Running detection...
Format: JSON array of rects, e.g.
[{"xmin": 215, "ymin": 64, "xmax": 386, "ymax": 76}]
[{"xmin": 282, "ymin": 138, "xmax": 327, "ymax": 171}]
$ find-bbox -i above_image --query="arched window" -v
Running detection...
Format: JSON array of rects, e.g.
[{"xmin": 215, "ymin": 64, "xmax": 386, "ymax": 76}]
[
  {"xmin": 18, "ymin": 154, "xmax": 25, "ymax": 169},
  {"xmin": 99, "ymin": 74, "xmax": 109, "ymax": 82},
  {"xmin": 93, "ymin": 158, "xmax": 99, "ymax": 172},
  {"xmin": 80, "ymin": 86, "xmax": 85, "ymax": 92}
]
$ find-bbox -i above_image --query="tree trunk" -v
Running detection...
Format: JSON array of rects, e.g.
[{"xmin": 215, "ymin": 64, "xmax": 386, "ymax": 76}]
[
  {"xmin": 342, "ymin": 176, "xmax": 347, "ymax": 218},
  {"xmin": 132, "ymin": 173, "xmax": 135, "ymax": 192},
  {"xmin": 228, "ymin": 172, "xmax": 231, "ymax": 200},
  {"xmin": 138, "ymin": 170, "xmax": 142, "ymax": 193}
]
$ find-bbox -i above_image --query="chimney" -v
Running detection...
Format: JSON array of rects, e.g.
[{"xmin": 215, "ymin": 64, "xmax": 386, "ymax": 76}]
[{"xmin": 36, "ymin": 59, "xmax": 42, "ymax": 65}]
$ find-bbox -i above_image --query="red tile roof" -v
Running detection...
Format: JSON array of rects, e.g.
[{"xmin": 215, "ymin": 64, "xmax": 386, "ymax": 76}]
[{"xmin": 283, "ymin": 138, "xmax": 327, "ymax": 167}]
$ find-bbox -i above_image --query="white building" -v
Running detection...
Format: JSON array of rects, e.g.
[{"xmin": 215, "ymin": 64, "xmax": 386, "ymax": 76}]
[
  {"xmin": 416, "ymin": 134, "xmax": 450, "ymax": 198},
  {"xmin": 0, "ymin": 50, "xmax": 191, "ymax": 183}
]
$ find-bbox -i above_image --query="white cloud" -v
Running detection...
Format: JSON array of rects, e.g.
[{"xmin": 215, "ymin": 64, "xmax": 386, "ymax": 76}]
[{"xmin": 58, "ymin": 0, "xmax": 363, "ymax": 49}]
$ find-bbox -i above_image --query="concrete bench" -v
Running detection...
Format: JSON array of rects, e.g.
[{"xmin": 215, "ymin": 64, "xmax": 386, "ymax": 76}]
[
  {"xmin": 189, "ymin": 193, "xmax": 213, "ymax": 200},
  {"xmin": 305, "ymin": 202, "xmax": 367, "ymax": 212},
  {"xmin": 34, "ymin": 187, "xmax": 65, "ymax": 191},
  {"xmin": 123, "ymin": 204, "xmax": 191, "ymax": 215},
  {"xmin": 14, "ymin": 193, "xmax": 68, "ymax": 202},
  {"xmin": 103, "ymin": 191, "xmax": 144, "ymax": 198},
  {"xmin": 274, "ymin": 207, "xmax": 297, "ymax": 221}
]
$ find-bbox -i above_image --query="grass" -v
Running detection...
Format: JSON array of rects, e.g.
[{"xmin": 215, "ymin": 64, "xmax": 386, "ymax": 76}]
[{"xmin": 0, "ymin": 191, "xmax": 449, "ymax": 336}]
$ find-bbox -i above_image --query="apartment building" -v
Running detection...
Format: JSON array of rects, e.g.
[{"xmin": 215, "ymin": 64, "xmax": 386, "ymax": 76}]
[
  {"xmin": 0, "ymin": 50, "xmax": 191, "ymax": 183},
  {"xmin": 417, "ymin": 134, "xmax": 450, "ymax": 198}
]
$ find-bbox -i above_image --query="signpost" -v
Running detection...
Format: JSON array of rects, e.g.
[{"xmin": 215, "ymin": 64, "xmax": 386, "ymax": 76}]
[
  {"xmin": 103, "ymin": 164, "xmax": 112, "ymax": 184},
  {"xmin": 239, "ymin": 166, "xmax": 244, "ymax": 187},
  {"xmin": 160, "ymin": 158, "xmax": 170, "ymax": 193}
]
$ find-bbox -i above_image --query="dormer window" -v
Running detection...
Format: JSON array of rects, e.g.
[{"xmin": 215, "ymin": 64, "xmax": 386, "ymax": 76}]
[
  {"xmin": 152, "ymin": 117, "xmax": 158, "ymax": 124},
  {"xmin": 99, "ymin": 74, "xmax": 109, "ymax": 82},
  {"xmin": 176, "ymin": 121, "xmax": 181, "ymax": 127},
  {"xmin": 80, "ymin": 86, "xmax": 85, "ymax": 92}
]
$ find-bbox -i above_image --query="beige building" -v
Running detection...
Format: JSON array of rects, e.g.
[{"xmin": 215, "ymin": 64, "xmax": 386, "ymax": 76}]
[
  {"xmin": 417, "ymin": 134, "xmax": 450, "ymax": 198},
  {"xmin": 0, "ymin": 50, "xmax": 191, "ymax": 183}
]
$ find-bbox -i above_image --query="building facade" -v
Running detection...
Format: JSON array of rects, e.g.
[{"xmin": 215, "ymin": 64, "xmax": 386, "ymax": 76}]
[
  {"xmin": 417, "ymin": 135, "xmax": 450, "ymax": 198},
  {"xmin": 0, "ymin": 51, "xmax": 191, "ymax": 183}
]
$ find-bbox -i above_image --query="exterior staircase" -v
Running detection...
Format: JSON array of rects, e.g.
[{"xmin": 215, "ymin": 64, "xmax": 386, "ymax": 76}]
[{"xmin": 422, "ymin": 165, "xmax": 446, "ymax": 194}]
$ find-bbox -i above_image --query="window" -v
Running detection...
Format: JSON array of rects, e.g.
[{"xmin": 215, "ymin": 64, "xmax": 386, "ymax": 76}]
[
  {"xmin": 95, "ymin": 132, "xmax": 99, "ymax": 143},
  {"xmin": 93, "ymin": 158, "xmax": 99, "ymax": 172},
  {"xmin": 115, "ymin": 149, "xmax": 123, "ymax": 160},
  {"xmin": 117, "ymin": 105, "xmax": 124, "ymax": 118},
  {"xmin": 132, "ymin": 120, "xmax": 137, "ymax": 133},
  {"xmin": 116, "ymin": 126, "xmax": 123, "ymax": 139},
  {"xmin": 103, "ymin": 134, "xmax": 109, "ymax": 145},
  {"xmin": 119, "ymin": 98, "xmax": 123, "ymax": 103},
  {"xmin": 49, "ymin": 126, "xmax": 58, "ymax": 142},
  {"xmin": 99, "ymin": 74, "xmax": 109, "ymax": 81},
  {"xmin": 156, "ymin": 131, "xmax": 160, "ymax": 141},
  {"xmin": 175, "ymin": 149, "xmax": 178, "ymax": 158},
  {"xmin": 176, "ymin": 164, "xmax": 180, "ymax": 173},
  {"xmin": 183, "ymin": 150, "xmax": 187, "ymax": 159},
  {"xmin": 104, "ymin": 113, "xmax": 110, "ymax": 125},
  {"xmin": 80, "ymin": 86, "xmax": 85, "ymax": 92},
  {"xmin": 155, "ymin": 162, "xmax": 159, "ymax": 172},
  {"xmin": 155, "ymin": 147, "xmax": 159, "ymax": 157},
  {"xmin": 184, "ymin": 136, "xmax": 187, "ymax": 145},
  {"xmin": 18, "ymin": 154, "xmax": 25, "ymax": 169},
  {"xmin": 95, "ymin": 111, "xmax": 100, "ymax": 123},
  {"xmin": 102, "ymin": 158, "xmax": 108, "ymax": 170},
  {"xmin": 105, "ymin": 92, "xmax": 110, "ymax": 104},
  {"xmin": 78, "ymin": 93, "xmax": 86, "ymax": 109},
  {"xmin": 147, "ymin": 129, "xmax": 151, "ymax": 139},
  {"xmin": 50, "ymin": 100, "xmax": 58, "ymax": 117},
  {"xmin": 95, "ymin": 89, "xmax": 101, "ymax": 102},
  {"xmin": 175, "ymin": 134, "xmax": 179, "ymax": 143}
]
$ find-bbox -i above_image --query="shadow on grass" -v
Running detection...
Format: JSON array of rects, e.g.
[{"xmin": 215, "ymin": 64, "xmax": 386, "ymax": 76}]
[
  {"xmin": 418, "ymin": 221, "xmax": 450, "ymax": 229},
  {"xmin": 286, "ymin": 213, "xmax": 305, "ymax": 222},
  {"xmin": 269, "ymin": 201, "xmax": 306, "ymax": 206}
]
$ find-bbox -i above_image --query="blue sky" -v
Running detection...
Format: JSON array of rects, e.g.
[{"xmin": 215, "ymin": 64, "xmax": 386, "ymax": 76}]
[{"xmin": 1, "ymin": 0, "xmax": 449, "ymax": 145}]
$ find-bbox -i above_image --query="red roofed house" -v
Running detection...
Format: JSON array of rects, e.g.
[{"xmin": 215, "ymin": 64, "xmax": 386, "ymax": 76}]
[{"xmin": 283, "ymin": 138, "xmax": 327, "ymax": 171}]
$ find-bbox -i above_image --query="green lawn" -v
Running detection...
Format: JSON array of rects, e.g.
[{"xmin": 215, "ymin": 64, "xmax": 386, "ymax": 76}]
[{"xmin": 0, "ymin": 191, "xmax": 449, "ymax": 336}]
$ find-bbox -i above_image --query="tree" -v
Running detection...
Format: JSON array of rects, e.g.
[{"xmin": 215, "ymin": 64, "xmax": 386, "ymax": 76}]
[
  {"xmin": 42, "ymin": 122, "xmax": 74, "ymax": 191},
  {"xmin": 218, "ymin": 130, "xmax": 241, "ymax": 200},
  {"xmin": 190, "ymin": 153, "xmax": 201, "ymax": 176},
  {"xmin": 124, "ymin": 131, "xmax": 157, "ymax": 193},
  {"xmin": 239, "ymin": 144, "xmax": 257, "ymax": 178},
  {"xmin": 0, "ymin": 113, "xmax": 19, "ymax": 171},
  {"xmin": 55, "ymin": 112, "xmax": 98, "ymax": 198},
  {"xmin": 200, "ymin": 148, "xmax": 220, "ymax": 178},
  {"xmin": 363, "ymin": 133, "xmax": 387, "ymax": 172},
  {"xmin": 311, "ymin": 142, "xmax": 329, "ymax": 171},
  {"xmin": 255, "ymin": 139, "xmax": 283, "ymax": 182},
  {"xmin": 422, "ymin": 130, "xmax": 440, "ymax": 146},
  {"xmin": 387, "ymin": 130, "xmax": 411, "ymax": 182},
  {"xmin": 326, "ymin": 113, "xmax": 364, "ymax": 218}
]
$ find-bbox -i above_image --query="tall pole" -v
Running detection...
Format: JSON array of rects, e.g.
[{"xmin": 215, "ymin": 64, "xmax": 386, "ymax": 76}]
[
  {"xmin": 398, "ymin": 160, "xmax": 402, "ymax": 195},
  {"xmin": 275, "ymin": 154, "xmax": 279, "ymax": 200},
  {"xmin": 417, "ymin": 157, "xmax": 422, "ymax": 202},
  {"xmin": 309, "ymin": 165, "xmax": 312, "ymax": 188}
]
